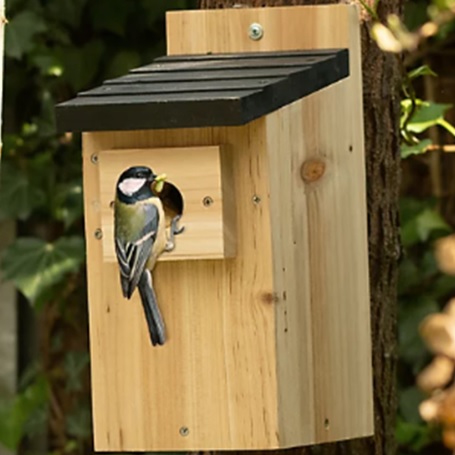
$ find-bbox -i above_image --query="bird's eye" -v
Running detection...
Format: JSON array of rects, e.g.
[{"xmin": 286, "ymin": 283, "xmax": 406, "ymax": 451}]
[{"xmin": 136, "ymin": 172, "xmax": 145, "ymax": 179}]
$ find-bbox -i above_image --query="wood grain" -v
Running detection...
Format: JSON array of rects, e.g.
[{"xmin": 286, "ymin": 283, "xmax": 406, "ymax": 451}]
[
  {"xmin": 167, "ymin": 2, "xmax": 373, "ymax": 447},
  {"xmin": 97, "ymin": 146, "xmax": 236, "ymax": 261},
  {"xmin": 84, "ymin": 122, "xmax": 278, "ymax": 451},
  {"xmin": 83, "ymin": 4, "xmax": 372, "ymax": 452}
]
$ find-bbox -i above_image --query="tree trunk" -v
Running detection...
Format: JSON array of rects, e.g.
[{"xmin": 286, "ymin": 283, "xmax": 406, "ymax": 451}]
[{"xmin": 197, "ymin": 1, "xmax": 402, "ymax": 455}]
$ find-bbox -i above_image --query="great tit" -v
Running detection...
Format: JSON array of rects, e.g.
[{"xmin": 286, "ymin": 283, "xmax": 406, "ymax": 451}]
[{"xmin": 114, "ymin": 166, "xmax": 182, "ymax": 346}]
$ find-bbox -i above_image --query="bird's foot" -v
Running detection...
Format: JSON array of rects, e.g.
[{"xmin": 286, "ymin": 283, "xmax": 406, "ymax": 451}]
[
  {"xmin": 171, "ymin": 215, "xmax": 185, "ymax": 236},
  {"xmin": 165, "ymin": 215, "xmax": 185, "ymax": 252}
]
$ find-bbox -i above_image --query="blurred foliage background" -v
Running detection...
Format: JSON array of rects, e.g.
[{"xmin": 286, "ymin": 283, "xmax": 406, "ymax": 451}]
[
  {"xmin": 1, "ymin": 0, "xmax": 455, "ymax": 454},
  {"xmin": 0, "ymin": 1, "xmax": 196, "ymax": 454}
]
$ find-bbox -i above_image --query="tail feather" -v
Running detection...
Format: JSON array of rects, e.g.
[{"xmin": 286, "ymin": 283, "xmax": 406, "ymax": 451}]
[{"xmin": 138, "ymin": 269, "xmax": 166, "ymax": 346}]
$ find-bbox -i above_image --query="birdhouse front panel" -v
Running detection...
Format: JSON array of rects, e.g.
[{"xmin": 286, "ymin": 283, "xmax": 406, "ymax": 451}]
[
  {"xmin": 83, "ymin": 123, "xmax": 282, "ymax": 451},
  {"xmin": 56, "ymin": 4, "xmax": 373, "ymax": 452}
]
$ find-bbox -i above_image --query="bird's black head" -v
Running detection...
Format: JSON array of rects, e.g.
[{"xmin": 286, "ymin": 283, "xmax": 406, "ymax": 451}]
[{"xmin": 116, "ymin": 166, "xmax": 156, "ymax": 204}]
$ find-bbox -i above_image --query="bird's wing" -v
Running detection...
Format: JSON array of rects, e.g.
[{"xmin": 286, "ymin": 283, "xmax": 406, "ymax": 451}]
[{"xmin": 115, "ymin": 203, "xmax": 160, "ymax": 298}]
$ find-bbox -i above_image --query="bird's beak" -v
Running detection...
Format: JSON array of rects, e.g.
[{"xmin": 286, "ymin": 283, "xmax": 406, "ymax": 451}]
[{"xmin": 153, "ymin": 173, "xmax": 167, "ymax": 193}]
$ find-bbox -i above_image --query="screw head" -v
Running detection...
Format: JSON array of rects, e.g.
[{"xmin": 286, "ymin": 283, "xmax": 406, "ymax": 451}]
[
  {"xmin": 203, "ymin": 196, "xmax": 214, "ymax": 207},
  {"xmin": 179, "ymin": 426, "xmax": 189, "ymax": 437},
  {"xmin": 94, "ymin": 228, "xmax": 103, "ymax": 240},
  {"xmin": 252, "ymin": 195, "xmax": 261, "ymax": 204},
  {"xmin": 248, "ymin": 23, "xmax": 264, "ymax": 41},
  {"xmin": 90, "ymin": 153, "xmax": 98, "ymax": 164}
]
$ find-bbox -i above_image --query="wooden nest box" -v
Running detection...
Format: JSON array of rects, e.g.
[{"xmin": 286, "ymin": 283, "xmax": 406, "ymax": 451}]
[{"xmin": 56, "ymin": 4, "xmax": 373, "ymax": 452}]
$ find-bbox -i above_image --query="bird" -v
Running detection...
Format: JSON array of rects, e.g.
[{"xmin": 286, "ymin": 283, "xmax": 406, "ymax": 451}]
[{"xmin": 113, "ymin": 165, "xmax": 183, "ymax": 346}]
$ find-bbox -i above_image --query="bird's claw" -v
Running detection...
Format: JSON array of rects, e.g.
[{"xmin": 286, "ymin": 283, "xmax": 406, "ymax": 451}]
[
  {"xmin": 171, "ymin": 215, "xmax": 185, "ymax": 236},
  {"xmin": 165, "ymin": 215, "xmax": 185, "ymax": 252}
]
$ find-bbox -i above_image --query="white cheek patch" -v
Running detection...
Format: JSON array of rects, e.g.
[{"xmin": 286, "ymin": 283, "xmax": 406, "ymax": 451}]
[{"xmin": 119, "ymin": 178, "xmax": 147, "ymax": 196}]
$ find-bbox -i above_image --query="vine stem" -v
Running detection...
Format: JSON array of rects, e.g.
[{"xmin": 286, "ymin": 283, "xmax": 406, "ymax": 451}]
[{"xmin": 423, "ymin": 58, "xmax": 443, "ymax": 204}]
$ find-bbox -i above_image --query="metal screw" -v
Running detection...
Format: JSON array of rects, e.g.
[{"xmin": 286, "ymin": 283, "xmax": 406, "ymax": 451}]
[
  {"xmin": 203, "ymin": 196, "xmax": 214, "ymax": 207},
  {"xmin": 324, "ymin": 418, "xmax": 330, "ymax": 430},
  {"xmin": 252, "ymin": 195, "xmax": 261, "ymax": 204},
  {"xmin": 248, "ymin": 23, "xmax": 264, "ymax": 41},
  {"xmin": 91, "ymin": 153, "xmax": 98, "ymax": 164},
  {"xmin": 179, "ymin": 426, "xmax": 189, "ymax": 437},
  {"xmin": 94, "ymin": 228, "xmax": 103, "ymax": 240}
]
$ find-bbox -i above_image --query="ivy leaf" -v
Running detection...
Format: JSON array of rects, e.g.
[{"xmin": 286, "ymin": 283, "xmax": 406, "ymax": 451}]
[
  {"xmin": 31, "ymin": 53, "xmax": 63, "ymax": 77},
  {"xmin": 0, "ymin": 163, "xmax": 46, "ymax": 221},
  {"xmin": 64, "ymin": 351, "xmax": 90, "ymax": 392},
  {"xmin": 5, "ymin": 11, "xmax": 46, "ymax": 59},
  {"xmin": 399, "ymin": 387, "xmax": 426, "ymax": 424},
  {"xmin": 408, "ymin": 65, "xmax": 437, "ymax": 80},
  {"xmin": 399, "ymin": 297, "xmax": 438, "ymax": 369},
  {"xmin": 415, "ymin": 208, "xmax": 451, "ymax": 242},
  {"xmin": 33, "ymin": 90, "xmax": 57, "ymax": 137},
  {"xmin": 401, "ymin": 208, "xmax": 451, "ymax": 246},
  {"xmin": 53, "ymin": 181, "xmax": 83, "ymax": 229},
  {"xmin": 90, "ymin": 0, "xmax": 132, "ymax": 35},
  {"xmin": 47, "ymin": 0, "xmax": 88, "ymax": 29},
  {"xmin": 401, "ymin": 139, "xmax": 432, "ymax": 159},
  {"xmin": 398, "ymin": 258, "xmax": 421, "ymax": 295},
  {"xmin": 396, "ymin": 418, "xmax": 438, "ymax": 451},
  {"xmin": 0, "ymin": 377, "xmax": 48, "ymax": 450},
  {"xmin": 1, "ymin": 236, "xmax": 85, "ymax": 304},
  {"xmin": 66, "ymin": 406, "xmax": 91, "ymax": 439},
  {"xmin": 403, "ymin": 99, "xmax": 454, "ymax": 134},
  {"xmin": 106, "ymin": 50, "xmax": 141, "ymax": 79},
  {"xmin": 56, "ymin": 40, "xmax": 104, "ymax": 92}
]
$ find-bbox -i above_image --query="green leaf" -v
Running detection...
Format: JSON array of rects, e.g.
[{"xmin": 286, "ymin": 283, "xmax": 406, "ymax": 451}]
[
  {"xmin": 399, "ymin": 386, "xmax": 426, "ymax": 424},
  {"xmin": 408, "ymin": 65, "xmax": 437, "ymax": 80},
  {"xmin": 56, "ymin": 41, "xmax": 104, "ymax": 92},
  {"xmin": 400, "ymin": 197, "xmax": 430, "ymax": 225},
  {"xmin": 53, "ymin": 181, "xmax": 83, "ymax": 229},
  {"xmin": 31, "ymin": 53, "xmax": 63, "ymax": 77},
  {"xmin": 1, "ymin": 236, "xmax": 85, "ymax": 304},
  {"xmin": 33, "ymin": 90, "xmax": 57, "ymax": 137},
  {"xmin": 5, "ymin": 11, "xmax": 46, "ymax": 59},
  {"xmin": 0, "ymin": 377, "xmax": 48, "ymax": 450},
  {"xmin": 404, "ymin": 99, "xmax": 454, "ymax": 134},
  {"xmin": 401, "ymin": 207, "xmax": 451, "ymax": 246},
  {"xmin": 64, "ymin": 351, "xmax": 90, "ymax": 392},
  {"xmin": 396, "ymin": 418, "xmax": 439, "ymax": 451},
  {"xmin": 106, "ymin": 50, "xmax": 141, "ymax": 79},
  {"xmin": 398, "ymin": 258, "xmax": 421, "ymax": 295},
  {"xmin": 90, "ymin": 0, "xmax": 133, "ymax": 35},
  {"xmin": 401, "ymin": 139, "xmax": 432, "ymax": 158},
  {"xmin": 415, "ymin": 208, "xmax": 451, "ymax": 242},
  {"xmin": 66, "ymin": 406, "xmax": 91, "ymax": 439},
  {"xmin": 399, "ymin": 297, "xmax": 438, "ymax": 368},
  {"xmin": 47, "ymin": 0, "xmax": 88, "ymax": 29},
  {"xmin": 0, "ymin": 163, "xmax": 46, "ymax": 221},
  {"xmin": 429, "ymin": 275, "xmax": 455, "ymax": 300}
]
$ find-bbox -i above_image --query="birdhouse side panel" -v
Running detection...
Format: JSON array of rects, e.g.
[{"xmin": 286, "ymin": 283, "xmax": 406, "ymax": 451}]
[{"xmin": 267, "ymin": 83, "xmax": 372, "ymax": 446}]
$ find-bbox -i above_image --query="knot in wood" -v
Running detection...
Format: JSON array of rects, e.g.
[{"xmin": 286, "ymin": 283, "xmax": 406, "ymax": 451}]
[{"xmin": 300, "ymin": 158, "xmax": 326, "ymax": 183}]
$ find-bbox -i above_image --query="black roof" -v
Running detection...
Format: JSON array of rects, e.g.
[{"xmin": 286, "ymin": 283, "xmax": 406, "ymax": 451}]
[{"xmin": 56, "ymin": 49, "xmax": 348, "ymax": 132}]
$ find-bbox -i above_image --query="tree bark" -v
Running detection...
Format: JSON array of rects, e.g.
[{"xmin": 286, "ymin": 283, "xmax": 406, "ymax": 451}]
[{"xmin": 198, "ymin": 1, "xmax": 402, "ymax": 455}]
